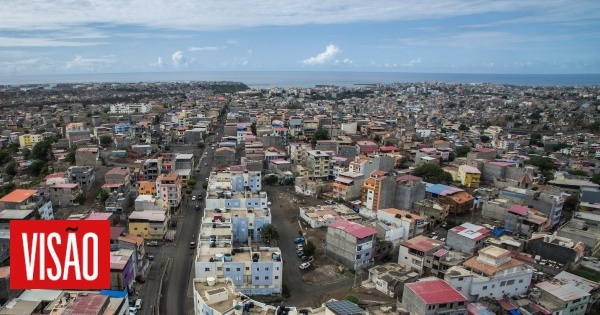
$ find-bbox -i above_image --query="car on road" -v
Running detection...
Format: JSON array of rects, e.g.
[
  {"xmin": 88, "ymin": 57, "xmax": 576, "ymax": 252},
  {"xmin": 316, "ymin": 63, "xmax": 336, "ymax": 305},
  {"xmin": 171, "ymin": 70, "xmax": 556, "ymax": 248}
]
[
  {"xmin": 135, "ymin": 299, "xmax": 142, "ymax": 310},
  {"xmin": 192, "ymin": 195, "xmax": 197, "ymax": 201},
  {"xmin": 147, "ymin": 241, "xmax": 158, "ymax": 247},
  {"xmin": 190, "ymin": 241, "xmax": 196, "ymax": 249},
  {"xmin": 294, "ymin": 237, "xmax": 305, "ymax": 243},
  {"xmin": 205, "ymin": 178, "xmax": 209, "ymax": 181},
  {"xmin": 204, "ymin": 163, "xmax": 208, "ymax": 166},
  {"xmin": 195, "ymin": 205, "xmax": 200, "ymax": 211},
  {"xmin": 171, "ymin": 221, "xmax": 177, "ymax": 227},
  {"xmin": 324, "ymin": 200, "xmax": 335, "ymax": 205},
  {"xmin": 299, "ymin": 262, "xmax": 311, "ymax": 270},
  {"xmin": 129, "ymin": 307, "xmax": 137, "ymax": 314},
  {"xmin": 145, "ymin": 253, "xmax": 155, "ymax": 261},
  {"xmin": 204, "ymin": 152, "xmax": 208, "ymax": 155}
]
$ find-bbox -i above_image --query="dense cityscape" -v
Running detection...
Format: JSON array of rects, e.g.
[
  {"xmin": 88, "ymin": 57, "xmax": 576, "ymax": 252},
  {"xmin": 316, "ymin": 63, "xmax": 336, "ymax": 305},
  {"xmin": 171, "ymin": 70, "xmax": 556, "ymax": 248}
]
[{"xmin": 0, "ymin": 80, "xmax": 599, "ymax": 315}]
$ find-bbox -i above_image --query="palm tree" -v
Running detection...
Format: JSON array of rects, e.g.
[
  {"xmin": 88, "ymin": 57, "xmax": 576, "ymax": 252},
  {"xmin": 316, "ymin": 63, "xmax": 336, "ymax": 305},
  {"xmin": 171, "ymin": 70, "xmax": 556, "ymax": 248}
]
[{"xmin": 260, "ymin": 224, "xmax": 279, "ymax": 246}]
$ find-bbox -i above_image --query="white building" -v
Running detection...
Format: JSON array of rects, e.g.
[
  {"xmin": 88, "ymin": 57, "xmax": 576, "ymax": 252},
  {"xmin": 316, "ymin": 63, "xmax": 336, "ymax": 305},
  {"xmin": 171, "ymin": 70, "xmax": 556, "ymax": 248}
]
[
  {"xmin": 110, "ymin": 103, "xmax": 152, "ymax": 114},
  {"xmin": 398, "ymin": 235, "xmax": 445, "ymax": 274},
  {"xmin": 377, "ymin": 208, "xmax": 428, "ymax": 243},
  {"xmin": 444, "ymin": 245, "xmax": 534, "ymax": 301},
  {"xmin": 205, "ymin": 172, "xmax": 268, "ymax": 211}
]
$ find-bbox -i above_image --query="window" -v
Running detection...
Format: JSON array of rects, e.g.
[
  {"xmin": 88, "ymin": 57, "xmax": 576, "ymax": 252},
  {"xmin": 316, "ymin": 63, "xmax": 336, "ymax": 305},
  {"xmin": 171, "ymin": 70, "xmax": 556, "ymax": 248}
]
[
  {"xmin": 217, "ymin": 267, "xmax": 222, "ymax": 271},
  {"xmin": 482, "ymin": 286, "xmax": 488, "ymax": 290},
  {"xmin": 256, "ymin": 268, "xmax": 259, "ymax": 271},
  {"xmin": 458, "ymin": 302, "xmax": 465, "ymax": 306},
  {"xmin": 456, "ymin": 287, "xmax": 462, "ymax": 291},
  {"xmin": 357, "ymin": 245, "xmax": 363, "ymax": 251},
  {"xmin": 225, "ymin": 268, "xmax": 230, "ymax": 272},
  {"xmin": 458, "ymin": 277, "xmax": 463, "ymax": 281},
  {"xmin": 237, "ymin": 268, "xmax": 241, "ymax": 271},
  {"xmin": 265, "ymin": 267, "xmax": 269, "ymax": 271},
  {"xmin": 356, "ymin": 254, "xmax": 361, "ymax": 259},
  {"xmin": 255, "ymin": 276, "xmax": 259, "ymax": 280},
  {"xmin": 519, "ymin": 279, "xmax": 523, "ymax": 283},
  {"xmin": 507, "ymin": 280, "xmax": 515, "ymax": 285},
  {"xmin": 205, "ymin": 268, "xmax": 210, "ymax": 272},
  {"xmin": 246, "ymin": 267, "xmax": 250, "ymax": 271},
  {"xmin": 265, "ymin": 276, "xmax": 269, "ymax": 280},
  {"xmin": 275, "ymin": 276, "xmax": 279, "ymax": 280},
  {"xmin": 500, "ymin": 281, "xmax": 506, "ymax": 287},
  {"xmin": 439, "ymin": 303, "xmax": 447, "ymax": 308}
]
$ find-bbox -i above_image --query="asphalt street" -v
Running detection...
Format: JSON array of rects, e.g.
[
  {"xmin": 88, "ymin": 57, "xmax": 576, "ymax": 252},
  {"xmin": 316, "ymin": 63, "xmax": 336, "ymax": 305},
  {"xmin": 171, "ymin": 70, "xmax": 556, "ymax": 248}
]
[{"xmin": 161, "ymin": 122, "xmax": 225, "ymax": 315}]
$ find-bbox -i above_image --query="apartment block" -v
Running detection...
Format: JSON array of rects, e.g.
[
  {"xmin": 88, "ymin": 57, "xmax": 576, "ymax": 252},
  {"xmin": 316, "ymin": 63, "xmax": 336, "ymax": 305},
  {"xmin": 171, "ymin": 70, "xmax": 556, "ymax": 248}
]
[
  {"xmin": 400, "ymin": 278, "xmax": 468, "ymax": 315},
  {"xmin": 333, "ymin": 171, "xmax": 364, "ymax": 201},
  {"xmin": 394, "ymin": 175, "xmax": 426, "ymax": 210},
  {"xmin": 303, "ymin": 150, "xmax": 331, "ymax": 179},
  {"xmin": 0, "ymin": 189, "xmax": 54, "ymax": 220},
  {"xmin": 49, "ymin": 183, "xmax": 82, "ymax": 207},
  {"xmin": 128, "ymin": 210, "xmax": 169, "ymax": 240},
  {"xmin": 205, "ymin": 172, "xmax": 268, "ymax": 211},
  {"xmin": 445, "ymin": 245, "xmax": 534, "ymax": 301},
  {"xmin": 325, "ymin": 220, "xmax": 377, "ymax": 270},
  {"xmin": 458, "ymin": 164, "xmax": 481, "ymax": 188},
  {"xmin": 398, "ymin": 235, "xmax": 445, "ymax": 275},
  {"xmin": 156, "ymin": 173, "xmax": 182, "ymax": 211},
  {"xmin": 66, "ymin": 165, "xmax": 96, "ymax": 191},
  {"xmin": 18, "ymin": 134, "xmax": 43, "ymax": 148},
  {"xmin": 377, "ymin": 208, "xmax": 427, "ymax": 242},
  {"xmin": 446, "ymin": 223, "xmax": 490, "ymax": 255},
  {"xmin": 110, "ymin": 103, "xmax": 152, "ymax": 114},
  {"xmin": 361, "ymin": 170, "xmax": 395, "ymax": 212}
]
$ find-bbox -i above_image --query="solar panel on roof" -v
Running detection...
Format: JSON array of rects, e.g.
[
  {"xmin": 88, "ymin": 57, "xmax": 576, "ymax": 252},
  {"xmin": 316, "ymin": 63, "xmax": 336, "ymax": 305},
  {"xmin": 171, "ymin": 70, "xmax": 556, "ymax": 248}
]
[{"xmin": 325, "ymin": 300, "xmax": 364, "ymax": 315}]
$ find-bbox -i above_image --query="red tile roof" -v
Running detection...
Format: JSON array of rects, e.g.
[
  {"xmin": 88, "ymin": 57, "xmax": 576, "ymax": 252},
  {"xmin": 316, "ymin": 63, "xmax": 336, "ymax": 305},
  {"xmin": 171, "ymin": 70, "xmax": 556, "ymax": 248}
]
[
  {"xmin": 401, "ymin": 235, "xmax": 444, "ymax": 253},
  {"xmin": 508, "ymin": 205, "xmax": 530, "ymax": 216},
  {"xmin": 329, "ymin": 220, "xmax": 377, "ymax": 239},
  {"xmin": 407, "ymin": 279, "xmax": 467, "ymax": 305}
]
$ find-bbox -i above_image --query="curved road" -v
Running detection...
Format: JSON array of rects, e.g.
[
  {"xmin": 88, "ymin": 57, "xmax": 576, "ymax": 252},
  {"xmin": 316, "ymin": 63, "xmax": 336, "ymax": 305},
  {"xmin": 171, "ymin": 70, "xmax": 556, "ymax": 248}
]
[{"xmin": 162, "ymin": 122, "xmax": 225, "ymax": 315}]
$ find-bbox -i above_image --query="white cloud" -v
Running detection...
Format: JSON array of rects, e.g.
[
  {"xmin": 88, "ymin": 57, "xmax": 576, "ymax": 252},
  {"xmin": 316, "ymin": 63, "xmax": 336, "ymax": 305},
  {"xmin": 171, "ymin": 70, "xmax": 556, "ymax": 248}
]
[
  {"xmin": 65, "ymin": 55, "xmax": 116, "ymax": 69},
  {"xmin": 226, "ymin": 39, "xmax": 240, "ymax": 45},
  {"xmin": 189, "ymin": 46, "xmax": 219, "ymax": 51},
  {"xmin": 150, "ymin": 57, "xmax": 163, "ymax": 67},
  {"xmin": 171, "ymin": 51, "xmax": 186, "ymax": 66},
  {"xmin": 1, "ymin": 0, "xmax": 597, "ymax": 33},
  {"xmin": 0, "ymin": 36, "xmax": 105, "ymax": 47},
  {"xmin": 343, "ymin": 58, "xmax": 353, "ymax": 64},
  {"xmin": 302, "ymin": 44, "xmax": 341, "ymax": 65},
  {"xmin": 403, "ymin": 57, "xmax": 422, "ymax": 67}
]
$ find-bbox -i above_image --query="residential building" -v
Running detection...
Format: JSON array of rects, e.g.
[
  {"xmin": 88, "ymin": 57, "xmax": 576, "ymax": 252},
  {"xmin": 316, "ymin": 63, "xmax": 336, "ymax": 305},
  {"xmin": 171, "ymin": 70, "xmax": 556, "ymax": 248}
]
[
  {"xmin": 110, "ymin": 103, "xmax": 152, "ymax": 114},
  {"xmin": 194, "ymin": 220, "xmax": 283, "ymax": 295},
  {"xmin": 66, "ymin": 165, "xmax": 96, "ymax": 191},
  {"xmin": 128, "ymin": 210, "xmax": 169, "ymax": 240},
  {"xmin": 0, "ymin": 290, "xmax": 129, "ymax": 315},
  {"xmin": 174, "ymin": 153, "xmax": 195, "ymax": 170},
  {"xmin": 105, "ymin": 167, "xmax": 131, "ymax": 185},
  {"xmin": 527, "ymin": 232, "xmax": 585, "ymax": 266},
  {"xmin": 134, "ymin": 195, "xmax": 166, "ymax": 211},
  {"xmin": 302, "ymin": 150, "xmax": 330, "ymax": 179},
  {"xmin": 367, "ymin": 263, "xmax": 418, "ymax": 298},
  {"xmin": 377, "ymin": 208, "xmax": 427, "ymax": 242},
  {"xmin": 557, "ymin": 219, "xmax": 600, "ymax": 256},
  {"xmin": 523, "ymin": 187, "xmax": 564, "ymax": 227},
  {"xmin": 299, "ymin": 204, "xmax": 360, "ymax": 228},
  {"xmin": 400, "ymin": 278, "xmax": 468, "ymax": 315},
  {"xmin": 458, "ymin": 165, "xmax": 481, "ymax": 188},
  {"xmin": 504, "ymin": 205, "xmax": 550, "ymax": 237},
  {"xmin": 444, "ymin": 245, "xmax": 534, "ymax": 301},
  {"xmin": 142, "ymin": 159, "xmax": 162, "ymax": 181},
  {"xmin": 0, "ymin": 267, "xmax": 23, "ymax": 308},
  {"xmin": 156, "ymin": 173, "xmax": 182, "ymax": 211},
  {"xmin": 205, "ymin": 172, "xmax": 268, "ymax": 210},
  {"xmin": 412, "ymin": 199, "xmax": 450, "ymax": 221},
  {"xmin": 426, "ymin": 184, "xmax": 474, "ymax": 215},
  {"xmin": 230, "ymin": 171, "xmax": 262, "ymax": 192},
  {"xmin": 109, "ymin": 249, "xmax": 135, "ymax": 291},
  {"xmin": 467, "ymin": 148, "xmax": 497, "ymax": 162},
  {"xmin": 214, "ymin": 147, "xmax": 236, "ymax": 167},
  {"xmin": 138, "ymin": 181, "xmax": 157, "ymax": 196},
  {"xmin": 398, "ymin": 235, "xmax": 444, "ymax": 275},
  {"xmin": 361, "ymin": 170, "xmax": 395, "ymax": 212},
  {"xmin": 0, "ymin": 210, "xmax": 35, "ymax": 230},
  {"xmin": 332, "ymin": 171, "xmax": 364, "ymax": 201},
  {"xmin": 74, "ymin": 147, "xmax": 98, "ymax": 166},
  {"xmin": 423, "ymin": 249, "xmax": 468, "ymax": 280},
  {"xmin": 0, "ymin": 189, "xmax": 54, "ymax": 220},
  {"xmin": 394, "ymin": 175, "xmax": 427, "ymax": 210},
  {"xmin": 325, "ymin": 220, "xmax": 377, "ymax": 270},
  {"xmin": 49, "ymin": 183, "xmax": 82, "ymax": 207},
  {"xmin": 535, "ymin": 279, "xmax": 590, "ymax": 315},
  {"xmin": 446, "ymin": 223, "xmax": 490, "ymax": 255},
  {"xmin": 18, "ymin": 134, "xmax": 43, "ymax": 148}
]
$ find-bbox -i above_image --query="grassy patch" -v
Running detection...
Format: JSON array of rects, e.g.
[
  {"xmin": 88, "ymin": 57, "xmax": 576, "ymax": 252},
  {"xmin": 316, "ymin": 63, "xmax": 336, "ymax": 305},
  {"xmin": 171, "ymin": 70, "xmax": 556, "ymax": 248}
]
[{"xmin": 282, "ymin": 284, "xmax": 291, "ymax": 298}]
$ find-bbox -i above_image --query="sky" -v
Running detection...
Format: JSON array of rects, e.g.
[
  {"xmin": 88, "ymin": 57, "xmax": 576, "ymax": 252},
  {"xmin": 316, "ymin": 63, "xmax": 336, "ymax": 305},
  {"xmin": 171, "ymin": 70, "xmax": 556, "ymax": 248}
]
[{"xmin": 0, "ymin": 0, "xmax": 599, "ymax": 75}]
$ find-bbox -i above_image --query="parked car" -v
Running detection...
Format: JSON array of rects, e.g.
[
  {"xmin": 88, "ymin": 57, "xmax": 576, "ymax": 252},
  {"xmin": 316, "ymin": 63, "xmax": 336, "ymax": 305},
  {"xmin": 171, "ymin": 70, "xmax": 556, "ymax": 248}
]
[
  {"xmin": 190, "ymin": 241, "xmax": 196, "ymax": 249},
  {"xmin": 296, "ymin": 244, "xmax": 303, "ymax": 251},
  {"xmin": 135, "ymin": 275, "xmax": 145, "ymax": 284},
  {"xmin": 171, "ymin": 221, "xmax": 177, "ymax": 227},
  {"xmin": 197, "ymin": 195, "xmax": 203, "ymax": 200},
  {"xmin": 204, "ymin": 163, "xmax": 208, "ymax": 166},
  {"xmin": 301, "ymin": 256, "xmax": 310, "ymax": 262},
  {"xmin": 129, "ymin": 307, "xmax": 137, "ymax": 314},
  {"xmin": 145, "ymin": 253, "xmax": 155, "ymax": 261},
  {"xmin": 324, "ymin": 200, "xmax": 335, "ymax": 205},
  {"xmin": 135, "ymin": 299, "xmax": 142, "ymax": 310},
  {"xmin": 299, "ymin": 262, "xmax": 311, "ymax": 270},
  {"xmin": 294, "ymin": 237, "xmax": 305, "ymax": 243},
  {"xmin": 297, "ymin": 250, "xmax": 304, "ymax": 257},
  {"xmin": 147, "ymin": 241, "xmax": 158, "ymax": 247}
]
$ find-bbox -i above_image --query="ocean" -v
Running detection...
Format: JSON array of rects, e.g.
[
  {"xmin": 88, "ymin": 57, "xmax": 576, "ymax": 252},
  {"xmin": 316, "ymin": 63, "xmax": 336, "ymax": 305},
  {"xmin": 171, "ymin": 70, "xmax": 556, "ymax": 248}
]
[{"xmin": 1, "ymin": 71, "xmax": 599, "ymax": 88}]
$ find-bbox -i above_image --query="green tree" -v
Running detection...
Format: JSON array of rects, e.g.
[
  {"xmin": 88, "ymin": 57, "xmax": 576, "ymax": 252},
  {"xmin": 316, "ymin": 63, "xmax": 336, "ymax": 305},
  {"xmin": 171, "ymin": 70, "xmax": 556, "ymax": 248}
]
[
  {"xmin": 553, "ymin": 142, "xmax": 572, "ymax": 152},
  {"xmin": 74, "ymin": 193, "xmax": 86, "ymax": 204},
  {"xmin": 99, "ymin": 135, "xmax": 113, "ymax": 147},
  {"xmin": 264, "ymin": 175, "xmax": 278, "ymax": 185},
  {"xmin": 303, "ymin": 241, "xmax": 316, "ymax": 257},
  {"xmin": 413, "ymin": 164, "xmax": 453, "ymax": 184},
  {"xmin": 456, "ymin": 146, "xmax": 471, "ymax": 157},
  {"xmin": 592, "ymin": 173, "xmax": 600, "ymax": 185},
  {"xmin": 202, "ymin": 182, "xmax": 209, "ymax": 189},
  {"xmin": 4, "ymin": 161, "xmax": 17, "ymax": 176},
  {"xmin": 524, "ymin": 156, "xmax": 557, "ymax": 171},
  {"xmin": 64, "ymin": 146, "xmax": 76, "ymax": 164},
  {"xmin": 311, "ymin": 127, "xmax": 330, "ymax": 145},
  {"xmin": 0, "ymin": 150, "xmax": 11, "ymax": 164},
  {"xmin": 564, "ymin": 195, "xmax": 579, "ymax": 212},
  {"xmin": 459, "ymin": 124, "xmax": 469, "ymax": 131},
  {"xmin": 568, "ymin": 169, "xmax": 588, "ymax": 176},
  {"xmin": 0, "ymin": 183, "xmax": 16, "ymax": 198},
  {"xmin": 22, "ymin": 148, "xmax": 31, "ymax": 159},
  {"xmin": 260, "ymin": 224, "xmax": 279, "ymax": 246},
  {"xmin": 197, "ymin": 143, "xmax": 205, "ymax": 149},
  {"xmin": 28, "ymin": 160, "xmax": 47, "ymax": 176},
  {"xmin": 187, "ymin": 179, "xmax": 197, "ymax": 187},
  {"xmin": 344, "ymin": 295, "xmax": 360, "ymax": 304},
  {"xmin": 98, "ymin": 190, "xmax": 110, "ymax": 203},
  {"xmin": 480, "ymin": 135, "xmax": 491, "ymax": 143},
  {"xmin": 8, "ymin": 142, "xmax": 19, "ymax": 153},
  {"xmin": 283, "ymin": 178, "xmax": 295, "ymax": 186},
  {"xmin": 530, "ymin": 133, "xmax": 543, "ymax": 146},
  {"xmin": 186, "ymin": 188, "xmax": 193, "ymax": 194},
  {"xmin": 31, "ymin": 140, "xmax": 52, "ymax": 161},
  {"xmin": 251, "ymin": 122, "xmax": 257, "ymax": 135}
]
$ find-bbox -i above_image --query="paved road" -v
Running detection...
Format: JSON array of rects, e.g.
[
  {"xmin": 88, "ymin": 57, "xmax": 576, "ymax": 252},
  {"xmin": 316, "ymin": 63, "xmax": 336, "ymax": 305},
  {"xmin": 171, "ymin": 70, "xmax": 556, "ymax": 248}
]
[
  {"xmin": 266, "ymin": 186, "xmax": 357, "ymax": 307},
  {"xmin": 161, "ymin": 122, "xmax": 225, "ymax": 315}
]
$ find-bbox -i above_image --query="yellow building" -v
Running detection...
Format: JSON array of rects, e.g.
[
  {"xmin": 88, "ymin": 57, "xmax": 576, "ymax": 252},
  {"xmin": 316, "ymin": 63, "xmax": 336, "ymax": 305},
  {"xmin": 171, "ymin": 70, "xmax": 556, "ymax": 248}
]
[
  {"xmin": 18, "ymin": 134, "xmax": 43, "ymax": 148},
  {"xmin": 138, "ymin": 181, "xmax": 157, "ymax": 196},
  {"xmin": 458, "ymin": 165, "xmax": 481, "ymax": 188},
  {"xmin": 128, "ymin": 210, "xmax": 168, "ymax": 240}
]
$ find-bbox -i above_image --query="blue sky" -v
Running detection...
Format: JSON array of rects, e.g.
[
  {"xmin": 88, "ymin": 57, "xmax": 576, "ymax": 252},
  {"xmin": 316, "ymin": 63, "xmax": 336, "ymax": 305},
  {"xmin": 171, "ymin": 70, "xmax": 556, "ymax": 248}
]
[{"xmin": 0, "ymin": 0, "xmax": 599, "ymax": 75}]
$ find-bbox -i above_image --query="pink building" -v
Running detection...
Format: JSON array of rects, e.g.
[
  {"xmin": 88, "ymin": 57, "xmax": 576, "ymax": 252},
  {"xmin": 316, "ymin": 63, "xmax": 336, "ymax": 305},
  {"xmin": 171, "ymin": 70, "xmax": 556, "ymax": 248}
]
[{"xmin": 156, "ymin": 173, "xmax": 182, "ymax": 211}]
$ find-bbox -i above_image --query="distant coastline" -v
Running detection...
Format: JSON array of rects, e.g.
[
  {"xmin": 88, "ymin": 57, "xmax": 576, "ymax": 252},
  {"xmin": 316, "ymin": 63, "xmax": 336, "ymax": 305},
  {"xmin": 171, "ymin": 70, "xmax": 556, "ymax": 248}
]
[{"xmin": 1, "ymin": 71, "xmax": 599, "ymax": 88}]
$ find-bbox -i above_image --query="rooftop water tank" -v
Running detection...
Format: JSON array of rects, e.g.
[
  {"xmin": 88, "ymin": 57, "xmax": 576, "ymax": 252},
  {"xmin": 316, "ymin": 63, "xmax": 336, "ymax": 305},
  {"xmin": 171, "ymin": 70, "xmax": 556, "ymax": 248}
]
[
  {"xmin": 216, "ymin": 254, "xmax": 224, "ymax": 262},
  {"xmin": 224, "ymin": 254, "xmax": 232, "ymax": 262},
  {"xmin": 207, "ymin": 277, "xmax": 216, "ymax": 286}
]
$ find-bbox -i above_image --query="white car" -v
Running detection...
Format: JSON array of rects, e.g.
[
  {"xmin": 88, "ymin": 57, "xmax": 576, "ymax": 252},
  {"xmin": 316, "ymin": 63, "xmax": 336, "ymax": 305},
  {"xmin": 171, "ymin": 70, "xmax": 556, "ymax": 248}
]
[
  {"xmin": 299, "ymin": 262, "xmax": 311, "ymax": 270},
  {"xmin": 192, "ymin": 196, "xmax": 197, "ymax": 201},
  {"xmin": 129, "ymin": 307, "xmax": 137, "ymax": 314},
  {"xmin": 135, "ymin": 299, "xmax": 142, "ymax": 310},
  {"xmin": 296, "ymin": 244, "xmax": 303, "ymax": 251}
]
